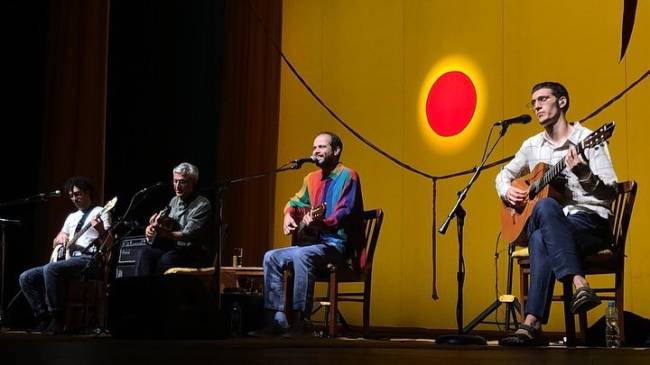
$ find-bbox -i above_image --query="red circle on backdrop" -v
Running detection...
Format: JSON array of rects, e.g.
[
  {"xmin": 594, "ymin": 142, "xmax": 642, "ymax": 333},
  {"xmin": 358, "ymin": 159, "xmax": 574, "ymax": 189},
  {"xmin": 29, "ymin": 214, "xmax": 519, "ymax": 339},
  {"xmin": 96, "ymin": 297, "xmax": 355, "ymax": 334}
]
[{"xmin": 425, "ymin": 71, "xmax": 477, "ymax": 137}]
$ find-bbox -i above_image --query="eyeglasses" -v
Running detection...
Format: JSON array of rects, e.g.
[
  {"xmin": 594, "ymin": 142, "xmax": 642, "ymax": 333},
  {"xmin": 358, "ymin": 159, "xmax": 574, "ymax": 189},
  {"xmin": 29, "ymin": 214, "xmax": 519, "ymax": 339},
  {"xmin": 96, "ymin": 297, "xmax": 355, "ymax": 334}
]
[
  {"xmin": 527, "ymin": 94, "xmax": 555, "ymax": 110},
  {"xmin": 68, "ymin": 191, "xmax": 85, "ymax": 199}
]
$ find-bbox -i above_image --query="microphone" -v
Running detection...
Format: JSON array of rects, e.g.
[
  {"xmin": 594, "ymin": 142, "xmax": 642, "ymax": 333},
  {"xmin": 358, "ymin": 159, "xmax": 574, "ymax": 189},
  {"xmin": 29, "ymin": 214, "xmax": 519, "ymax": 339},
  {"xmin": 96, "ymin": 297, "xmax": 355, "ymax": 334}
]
[
  {"xmin": 291, "ymin": 156, "xmax": 317, "ymax": 165},
  {"xmin": 494, "ymin": 114, "xmax": 532, "ymax": 127},
  {"xmin": 38, "ymin": 190, "xmax": 62, "ymax": 198},
  {"xmin": 137, "ymin": 182, "xmax": 165, "ymax": 194}
]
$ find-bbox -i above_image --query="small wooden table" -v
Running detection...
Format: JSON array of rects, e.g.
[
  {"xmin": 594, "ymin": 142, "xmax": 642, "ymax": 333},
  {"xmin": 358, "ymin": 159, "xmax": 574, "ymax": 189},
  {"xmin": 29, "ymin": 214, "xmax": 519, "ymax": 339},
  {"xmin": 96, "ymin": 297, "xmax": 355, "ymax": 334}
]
[
  {"xmin": 220, "ymin": 266, "xmax": 263, "ymax": 293},
  {"xmin": 164, "ymin": 266, "xmax": 264, "ymax": 293}
]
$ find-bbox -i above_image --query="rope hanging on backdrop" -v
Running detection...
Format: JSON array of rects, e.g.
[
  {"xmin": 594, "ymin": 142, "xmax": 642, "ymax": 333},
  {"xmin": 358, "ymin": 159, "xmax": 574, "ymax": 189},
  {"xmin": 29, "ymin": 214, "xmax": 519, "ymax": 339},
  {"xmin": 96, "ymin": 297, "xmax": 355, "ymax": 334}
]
[{"xmin": 248, "ymin": 0, "xmax": 650, "ymax": 300}]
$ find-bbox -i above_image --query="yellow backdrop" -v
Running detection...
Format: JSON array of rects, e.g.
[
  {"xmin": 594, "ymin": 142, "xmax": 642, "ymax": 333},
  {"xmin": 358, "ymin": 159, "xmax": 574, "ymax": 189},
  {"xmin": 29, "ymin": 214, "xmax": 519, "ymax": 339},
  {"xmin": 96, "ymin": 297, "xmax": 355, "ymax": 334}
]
[{"xmin": 274, "ymin": 0, "xmax": 650, "ymax": 331}]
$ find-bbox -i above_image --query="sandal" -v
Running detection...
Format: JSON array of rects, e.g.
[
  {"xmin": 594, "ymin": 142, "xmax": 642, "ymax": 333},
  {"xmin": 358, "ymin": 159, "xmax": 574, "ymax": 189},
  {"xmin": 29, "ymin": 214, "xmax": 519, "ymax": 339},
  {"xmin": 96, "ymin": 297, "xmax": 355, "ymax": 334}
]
[
  {"xmin": 499, "ymin": 324, "xmax": 549, "ymax": 347},
  {"xmin": 571, "ymin": 286, "xmax": 601, "ymax": 314}
]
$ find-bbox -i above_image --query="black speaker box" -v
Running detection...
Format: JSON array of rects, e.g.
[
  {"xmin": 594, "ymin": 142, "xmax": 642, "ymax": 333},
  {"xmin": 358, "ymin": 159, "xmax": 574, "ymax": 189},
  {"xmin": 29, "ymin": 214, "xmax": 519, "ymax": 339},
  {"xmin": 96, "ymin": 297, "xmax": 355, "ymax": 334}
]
[{"xmin": 108, "ymin": 275, "xmax": 225, "ymax": 339}]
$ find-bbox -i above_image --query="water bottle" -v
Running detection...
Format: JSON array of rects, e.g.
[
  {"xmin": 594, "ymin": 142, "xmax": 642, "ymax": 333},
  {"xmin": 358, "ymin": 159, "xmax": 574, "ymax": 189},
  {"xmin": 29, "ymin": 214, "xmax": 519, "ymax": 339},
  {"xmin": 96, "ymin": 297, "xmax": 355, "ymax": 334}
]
[
  {"xmin": 605, "ymin": 301, "xmax": 621, "ymax": 348},
  {"xmin": 230, "ymin": 301, "xmax": 242, "ymax": 337}
]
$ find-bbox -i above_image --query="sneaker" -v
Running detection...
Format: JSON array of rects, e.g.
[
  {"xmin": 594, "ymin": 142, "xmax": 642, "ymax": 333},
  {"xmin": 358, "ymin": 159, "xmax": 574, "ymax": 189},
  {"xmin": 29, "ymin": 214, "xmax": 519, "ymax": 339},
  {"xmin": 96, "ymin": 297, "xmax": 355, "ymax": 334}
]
[
  {"xmin": 282, "ymin": 319, "xmax": 315, "ymax": 338},
  {"xmin": 570, "ymin": 286, "xmax": 601, "ymax": 314}
]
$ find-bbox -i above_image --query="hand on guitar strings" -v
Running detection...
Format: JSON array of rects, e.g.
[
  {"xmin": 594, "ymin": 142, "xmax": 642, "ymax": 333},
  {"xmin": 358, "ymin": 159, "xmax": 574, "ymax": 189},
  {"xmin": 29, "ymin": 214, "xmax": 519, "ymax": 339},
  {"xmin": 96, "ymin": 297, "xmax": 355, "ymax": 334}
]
[
  {"xmin": 52, "ymin": 231, "xmax": 69, "ymax": 248},
  {"xmin": 505, "ymin": 186, "xmax": 528, "ymax": 209},
  {"xmin": 146, "ymin": 212, "xmax": 175, "ymax": 240},
  {"xmin": 283, "ymin": 213, "xmax": 298, "ymax": 235}
]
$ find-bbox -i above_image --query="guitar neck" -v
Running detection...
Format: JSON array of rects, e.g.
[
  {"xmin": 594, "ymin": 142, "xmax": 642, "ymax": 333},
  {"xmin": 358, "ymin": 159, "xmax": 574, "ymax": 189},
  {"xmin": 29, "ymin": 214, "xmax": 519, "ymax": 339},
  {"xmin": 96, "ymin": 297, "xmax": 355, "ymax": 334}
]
[
  {"xmin": 66, "ymin": 211, "xmax": 100, "ymax": 248},
  {"xmin": 533, "ymin": 143, "xmax": 584, "ymax": 196}
]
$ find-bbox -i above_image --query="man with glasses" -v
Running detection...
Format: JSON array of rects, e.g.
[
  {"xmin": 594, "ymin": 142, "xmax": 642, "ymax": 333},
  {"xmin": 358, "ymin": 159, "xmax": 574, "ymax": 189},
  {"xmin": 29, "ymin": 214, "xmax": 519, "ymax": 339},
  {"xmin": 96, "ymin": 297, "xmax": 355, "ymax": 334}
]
[
  {"xmin": 496, "ymin": 82, "xmax": 618, "ymax": 346},
  {"xmin": 135, "ymin": 162, "xmax": 212, "ymax": 276},
  {"xmin": 19, "ymin": 176, "xmax": 111, "ymax": 334}
]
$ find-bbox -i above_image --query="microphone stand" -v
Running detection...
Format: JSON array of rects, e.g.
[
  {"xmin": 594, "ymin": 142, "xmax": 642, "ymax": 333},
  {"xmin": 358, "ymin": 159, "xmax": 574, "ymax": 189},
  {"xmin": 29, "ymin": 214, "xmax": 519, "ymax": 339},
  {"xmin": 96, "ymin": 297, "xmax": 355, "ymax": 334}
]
[
  {"xmin": 0, "ymin": 192, "xmax": 58, "ymax": 328},
  {"xmin": 436, "ymin": 124, "xmax": 510, "ymax": 345},
  {"xmin": 0, "ymin": 192, "xmax": 60, "ymax": 208},
  {"xmin": 205, "ymin": 160, "xmax": 310, "ymax": 311},
  {"xmin": 75, "ymin": 189, "xmax": 151, "ymax": 334},
  {"xmin": 0, "ymin": 217, "xmax": 21, "ymax": 327}
]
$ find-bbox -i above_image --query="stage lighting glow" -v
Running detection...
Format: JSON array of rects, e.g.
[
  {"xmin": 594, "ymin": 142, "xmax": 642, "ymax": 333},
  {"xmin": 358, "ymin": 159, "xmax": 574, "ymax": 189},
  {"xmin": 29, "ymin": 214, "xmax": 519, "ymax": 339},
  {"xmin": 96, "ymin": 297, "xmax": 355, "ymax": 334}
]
[{"xmin": 418, "ymin": 55, "xmax": 486, "ymax": 155}]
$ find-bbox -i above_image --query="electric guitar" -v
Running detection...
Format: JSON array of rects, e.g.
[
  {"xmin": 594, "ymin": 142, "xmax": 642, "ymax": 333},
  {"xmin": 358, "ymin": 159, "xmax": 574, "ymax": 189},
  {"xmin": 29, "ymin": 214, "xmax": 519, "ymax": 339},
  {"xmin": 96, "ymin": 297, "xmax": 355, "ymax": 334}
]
[
  {"xmin": 291, "ymin": 203, "xmax": 326, "ymax": 245},
  {"xmin": 50, "ymin": 197, "xmax": 118, "ymax": 263},
  {"xmin": 500, "ymin": 122, "xmax": 615, "ymax": 244}
]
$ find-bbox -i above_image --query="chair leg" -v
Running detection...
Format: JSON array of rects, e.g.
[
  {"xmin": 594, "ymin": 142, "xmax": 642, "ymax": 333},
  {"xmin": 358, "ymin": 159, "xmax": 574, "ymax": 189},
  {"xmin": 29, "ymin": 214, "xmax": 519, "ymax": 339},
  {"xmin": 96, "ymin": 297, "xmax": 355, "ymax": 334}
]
[
  {"xmin": 578, "ymin": 312, "xmax": 589, "ymax": 341},
  {"xmin": 616, "ymin": 271, "xmax": 625, "ymax": 344},
  {"xmin": 362, "ymin": 276, "xmax": 371, "ymax": 338},
  {"xmin": 518, "ymin": 263, "xmax": 528, "ymax": 315},
  {"xmin": 328, "ymin": 271, "xmax": 337, "ymax": 337},
  {"xmin": 563, "ymin": 281, "xmax": 576, "ymax": 347}
]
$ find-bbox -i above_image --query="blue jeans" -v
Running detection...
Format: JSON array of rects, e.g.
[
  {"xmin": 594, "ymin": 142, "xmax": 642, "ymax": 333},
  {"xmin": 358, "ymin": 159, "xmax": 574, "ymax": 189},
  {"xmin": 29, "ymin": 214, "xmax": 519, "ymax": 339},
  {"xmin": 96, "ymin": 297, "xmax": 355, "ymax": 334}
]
[
  {"xmin": 263, "ymin": 244, "xmax": 343, "ymax": 316},
  {"xmin": 19, "ymin": 255, "xmax": 95, "ymax": 317},
  {"xmin": 525, "ymin": 198, "xmax": 611, "ymax": 323}
]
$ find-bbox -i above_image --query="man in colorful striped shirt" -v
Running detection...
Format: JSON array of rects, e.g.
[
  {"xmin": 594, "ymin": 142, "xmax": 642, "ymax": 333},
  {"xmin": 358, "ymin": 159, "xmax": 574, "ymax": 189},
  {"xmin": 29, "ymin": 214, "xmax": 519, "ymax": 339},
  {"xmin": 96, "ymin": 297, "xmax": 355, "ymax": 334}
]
[{"xmin": 256, "ymin": 131, "xmax": 364, "ymax": 337}]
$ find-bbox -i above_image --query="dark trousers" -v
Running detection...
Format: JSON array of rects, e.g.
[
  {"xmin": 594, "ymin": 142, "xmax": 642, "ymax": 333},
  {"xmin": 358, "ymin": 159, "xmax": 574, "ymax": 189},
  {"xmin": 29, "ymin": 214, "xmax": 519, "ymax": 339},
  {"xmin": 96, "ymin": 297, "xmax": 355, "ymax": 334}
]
[
  {"xmin": 135, "ymin": 245, "xmax": 207, "ymax": 276},
  {"xmin": 526, "ymin": 198, "xmax": 611, "ymax": 323}
]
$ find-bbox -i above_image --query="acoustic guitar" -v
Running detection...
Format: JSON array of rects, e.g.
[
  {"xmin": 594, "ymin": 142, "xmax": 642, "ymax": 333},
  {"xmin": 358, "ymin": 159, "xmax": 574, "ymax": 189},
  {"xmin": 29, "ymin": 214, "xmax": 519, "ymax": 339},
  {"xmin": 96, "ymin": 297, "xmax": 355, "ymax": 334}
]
[
  {"xmin": 500, "ymin": 122, "xmax": 615, "ymax": 244},
  {"xmin": 50, "ymin": 197, "xmax": 118, "ymax": 263},
  {"xmin": 147, "ymin": 205, "xmax": 178, "ymax": 249},
  {"xmin": 291, "ymin": 203, "xmax": 326, "ymax": 245}
]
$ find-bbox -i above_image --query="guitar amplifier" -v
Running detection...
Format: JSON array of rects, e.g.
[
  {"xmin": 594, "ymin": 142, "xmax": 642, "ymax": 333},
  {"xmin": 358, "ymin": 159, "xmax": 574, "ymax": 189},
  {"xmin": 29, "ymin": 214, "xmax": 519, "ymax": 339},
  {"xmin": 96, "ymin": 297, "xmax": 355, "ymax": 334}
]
[
  {"xmin": 115, "ymin": 235, "xmax": 147, "ymax": 278},
  {"xmin": 118, "ymin": 235, "xmax": 147, "ymax": 264}
]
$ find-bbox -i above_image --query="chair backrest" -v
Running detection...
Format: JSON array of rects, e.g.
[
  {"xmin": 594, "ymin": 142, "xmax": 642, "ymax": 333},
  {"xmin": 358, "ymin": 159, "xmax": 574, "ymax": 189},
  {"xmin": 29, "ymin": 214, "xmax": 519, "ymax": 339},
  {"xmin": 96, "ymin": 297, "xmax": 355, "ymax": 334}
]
[
  {"xmin": 358, "ymin": 209, "xmax": 384, "ymax": 271},
  {"xmin": 610, "ymin": 180, "xmax": 637, "ymax": 257}
]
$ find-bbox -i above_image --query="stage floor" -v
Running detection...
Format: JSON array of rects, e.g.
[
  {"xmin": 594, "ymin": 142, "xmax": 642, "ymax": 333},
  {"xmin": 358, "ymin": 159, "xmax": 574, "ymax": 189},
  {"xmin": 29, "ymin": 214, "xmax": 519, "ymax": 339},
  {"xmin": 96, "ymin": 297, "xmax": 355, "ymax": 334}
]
[{"xmin": 1, "ymin": 330, "xmax": 648, "ymax": 365}]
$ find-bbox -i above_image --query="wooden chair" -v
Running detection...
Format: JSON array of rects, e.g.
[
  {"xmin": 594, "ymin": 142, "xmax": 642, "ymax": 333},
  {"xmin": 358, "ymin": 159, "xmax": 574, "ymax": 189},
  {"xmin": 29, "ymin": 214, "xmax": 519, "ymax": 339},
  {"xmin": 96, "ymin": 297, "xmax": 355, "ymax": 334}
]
[
  {"xmin": 513, "ymin": 180, "xmax": 637, "ymax": 346},
  {"xmin": 311, "ymin": 209, "xmax": 384, "ymax": 338},
  {"xmin": 63, "ymin": 236, "xmax": 114, "ymax": 333}
]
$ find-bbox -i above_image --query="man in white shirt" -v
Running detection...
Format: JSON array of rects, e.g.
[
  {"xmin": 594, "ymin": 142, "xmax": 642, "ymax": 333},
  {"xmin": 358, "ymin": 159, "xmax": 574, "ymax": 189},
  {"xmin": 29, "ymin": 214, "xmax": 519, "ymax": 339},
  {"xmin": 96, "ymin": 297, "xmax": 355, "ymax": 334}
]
[
  {"xmin": 496, "ymin": 82, "xmax": 618, "ymax": 346},
  {"xmin": 19, "ymin": 176, "xmax": 111, "ymax": 334}
]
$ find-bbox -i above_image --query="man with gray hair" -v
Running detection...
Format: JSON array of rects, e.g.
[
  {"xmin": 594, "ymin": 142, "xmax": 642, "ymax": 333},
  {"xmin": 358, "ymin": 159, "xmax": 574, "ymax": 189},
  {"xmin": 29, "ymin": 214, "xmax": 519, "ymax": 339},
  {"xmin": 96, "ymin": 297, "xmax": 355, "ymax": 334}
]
[{"xmin": 135, "ymin": 162, "xmax": 213, "ymax": 275}]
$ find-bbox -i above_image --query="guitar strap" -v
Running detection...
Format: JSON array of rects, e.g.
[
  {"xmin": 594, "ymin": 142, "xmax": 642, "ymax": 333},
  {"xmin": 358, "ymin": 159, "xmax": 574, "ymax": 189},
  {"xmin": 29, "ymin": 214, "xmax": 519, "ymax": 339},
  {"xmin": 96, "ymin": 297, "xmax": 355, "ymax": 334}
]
[{"xmin": 74, "ymin": 208, "xmax": 93, "ymax": 235}]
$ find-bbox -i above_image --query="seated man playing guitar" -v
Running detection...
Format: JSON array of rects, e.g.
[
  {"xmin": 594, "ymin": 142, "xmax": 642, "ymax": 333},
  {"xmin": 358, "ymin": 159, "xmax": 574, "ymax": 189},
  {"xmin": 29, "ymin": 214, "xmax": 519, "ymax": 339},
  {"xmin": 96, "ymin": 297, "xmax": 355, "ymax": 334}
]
[
  {"xmin": 496, "ymin": 82, "xmax": 618, "ymax": 346},
  {"xmin": 255, "ymin": 132, "xmax": 364, "ymax": 337},
  {"xmin": 19, "ymin": 176, "xmax": 112, "ymax": 334},
  {"xmin": 135, "ymin": 162, "xmax": 212, "ymax": 276}
]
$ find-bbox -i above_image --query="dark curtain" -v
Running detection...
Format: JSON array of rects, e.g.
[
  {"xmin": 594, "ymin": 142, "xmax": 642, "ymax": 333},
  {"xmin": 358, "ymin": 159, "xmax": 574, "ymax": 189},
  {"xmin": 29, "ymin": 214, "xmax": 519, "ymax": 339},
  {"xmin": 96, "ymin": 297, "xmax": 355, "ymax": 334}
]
[
  {"xmin": 1, "ymin": 0, "xmax": 281, "ymax": 322},
  {"xmin": 104, "ymin": 0, "xmax": 223, "ymax": 241},
  {"xmin": 218, "ymin": 0, "xmax": 282, "ymax": 267},
  {"xmin": 35, "ymin": 0, "xmax": 110, "ymax": 258}
]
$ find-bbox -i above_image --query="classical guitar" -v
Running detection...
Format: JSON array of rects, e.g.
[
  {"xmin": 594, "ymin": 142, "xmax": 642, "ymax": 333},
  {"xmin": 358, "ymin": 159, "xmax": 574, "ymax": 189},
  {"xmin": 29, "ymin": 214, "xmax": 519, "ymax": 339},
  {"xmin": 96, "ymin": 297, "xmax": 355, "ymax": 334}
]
[
  {"xmin": 500, "ymin": 122, "xmax": 615, "ymax": 244},
  {"xmin": 291, "ymin": 203, "xmax": 326, "ymax": 245},
  {"xmin": 50, "ymin": 197, "xmax": 118, "ymax": 263}
]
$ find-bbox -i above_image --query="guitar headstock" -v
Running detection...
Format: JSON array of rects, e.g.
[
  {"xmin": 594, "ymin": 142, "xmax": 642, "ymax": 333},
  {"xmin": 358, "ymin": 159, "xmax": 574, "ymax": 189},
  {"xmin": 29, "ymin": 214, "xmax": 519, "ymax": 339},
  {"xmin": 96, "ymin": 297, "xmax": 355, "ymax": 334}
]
[
  {"xmin": 102, "ymin": 197, "xmax": 118, "ymax": 213},
  {"xmin": 581, "ymin": 121, "xmax": 615, "ymax": 151}
]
